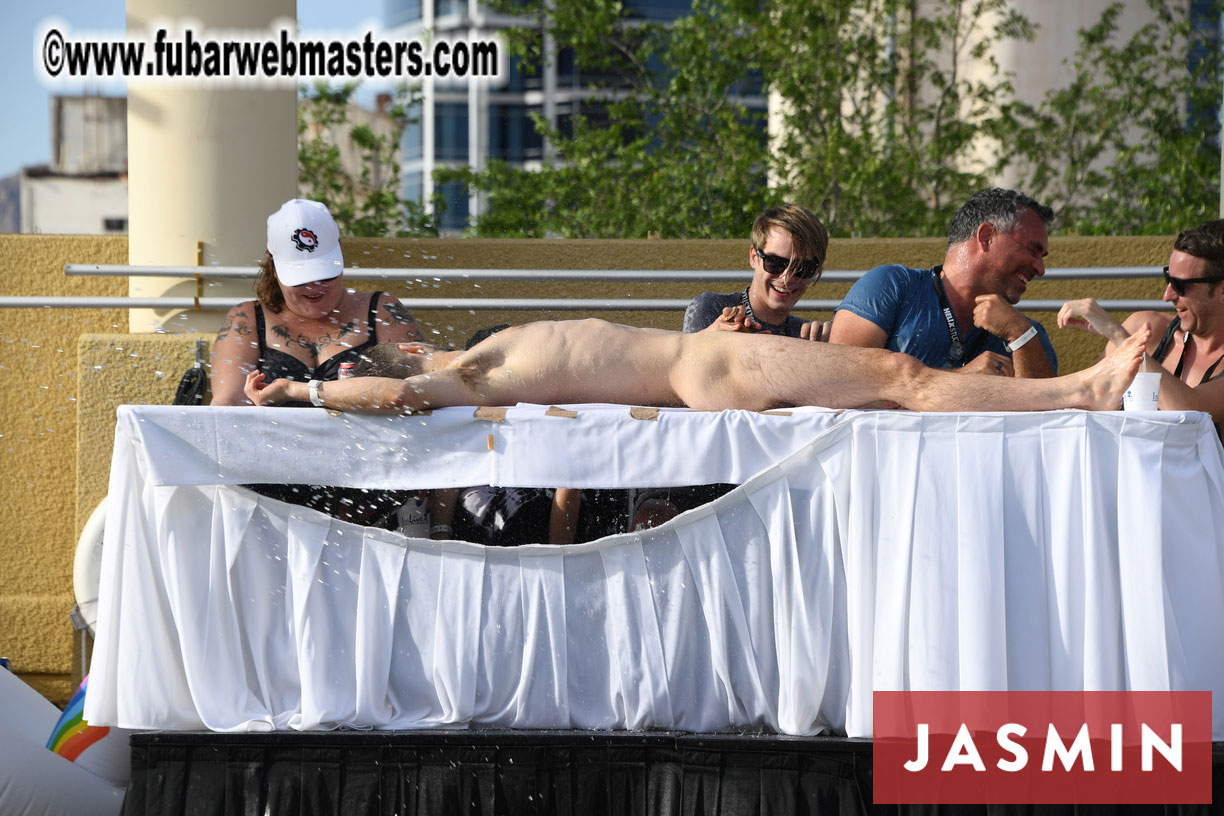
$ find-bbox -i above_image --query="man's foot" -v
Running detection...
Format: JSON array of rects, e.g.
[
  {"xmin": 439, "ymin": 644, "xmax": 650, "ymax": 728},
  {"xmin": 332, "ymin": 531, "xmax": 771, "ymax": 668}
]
[{"xmin": 1081, "ymin": 326, "xmax": 1150, "ymax": 410}]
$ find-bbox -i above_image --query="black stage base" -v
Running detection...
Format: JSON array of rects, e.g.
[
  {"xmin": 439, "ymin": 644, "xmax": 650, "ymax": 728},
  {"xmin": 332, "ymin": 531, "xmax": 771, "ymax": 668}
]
[{"xmin": 124, "ymin": 730, "xmax": 1224, "ymax": 816}]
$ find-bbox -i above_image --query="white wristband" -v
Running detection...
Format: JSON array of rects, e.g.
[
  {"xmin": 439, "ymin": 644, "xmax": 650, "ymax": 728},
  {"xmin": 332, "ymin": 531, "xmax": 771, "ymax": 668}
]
[
  {"xmin": 308, "ymin": 379, "xmax": 324, "ymax": 407},
  {"xmin": 1006, "ymin": 325, "xmax": 1039, "ymax": 353}
]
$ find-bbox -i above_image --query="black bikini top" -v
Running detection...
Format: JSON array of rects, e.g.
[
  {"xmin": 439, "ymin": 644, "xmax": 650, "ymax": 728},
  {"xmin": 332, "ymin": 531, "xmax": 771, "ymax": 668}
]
[{"xmin": 255, "ymin": 291, "xmax": 385, "ymax": 406}]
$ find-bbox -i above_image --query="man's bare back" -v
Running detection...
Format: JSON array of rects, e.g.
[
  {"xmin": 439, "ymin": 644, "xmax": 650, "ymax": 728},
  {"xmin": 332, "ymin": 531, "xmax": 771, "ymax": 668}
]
[{"xmin": 245, "ymin": 318, "xmax": 1149, "ymax": 415}]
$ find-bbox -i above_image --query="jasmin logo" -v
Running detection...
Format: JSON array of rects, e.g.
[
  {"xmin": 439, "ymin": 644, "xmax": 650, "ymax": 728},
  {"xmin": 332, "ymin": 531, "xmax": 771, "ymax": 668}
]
[
  {"xmin": 873, "ymin": 691, "xmax": 1211, "ymax": 804},
  {"xmin": 905, "ymin": 721, "xmax": 1183, "ymax": 773}
]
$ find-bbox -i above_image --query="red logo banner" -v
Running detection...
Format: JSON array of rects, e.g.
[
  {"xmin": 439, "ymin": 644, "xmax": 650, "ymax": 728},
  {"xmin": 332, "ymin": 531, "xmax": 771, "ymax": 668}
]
[{"xmin": 874, "ymin": 691, "xmax": 1211, "ymax": 804}]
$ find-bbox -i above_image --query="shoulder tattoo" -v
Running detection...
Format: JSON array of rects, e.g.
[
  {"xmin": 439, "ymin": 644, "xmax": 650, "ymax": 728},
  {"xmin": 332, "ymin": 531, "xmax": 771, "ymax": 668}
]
[
  {"xmin": 383, "ymin": 300, "xmax": 416, "ymax": 325},
  {"xmin": 216, "ymin": 316, "xmax": 252, "ymax": 341},
  {"xmin": 382, "ymin": 299, "xmax": 423, "ymax": 339}
]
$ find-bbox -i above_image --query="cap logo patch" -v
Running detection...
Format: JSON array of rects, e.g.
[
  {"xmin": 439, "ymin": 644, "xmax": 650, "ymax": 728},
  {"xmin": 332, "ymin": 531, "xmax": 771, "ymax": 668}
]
[{"xmin": 292, "ymin": 228, "xmax": 319, "ymax": 252}]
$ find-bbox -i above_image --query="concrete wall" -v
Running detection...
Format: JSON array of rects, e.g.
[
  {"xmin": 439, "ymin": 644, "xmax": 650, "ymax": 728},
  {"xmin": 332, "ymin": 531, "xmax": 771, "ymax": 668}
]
[{"xmin": 2, "ymin": 233, "xmax": 1175, "ymax": 705}]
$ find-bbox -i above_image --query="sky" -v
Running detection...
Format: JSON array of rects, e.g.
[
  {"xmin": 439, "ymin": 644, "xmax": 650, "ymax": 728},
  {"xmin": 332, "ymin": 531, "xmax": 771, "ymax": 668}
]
[{"xmin": 0, "ymin": 0, "xmax": 384, "ymax": 180}]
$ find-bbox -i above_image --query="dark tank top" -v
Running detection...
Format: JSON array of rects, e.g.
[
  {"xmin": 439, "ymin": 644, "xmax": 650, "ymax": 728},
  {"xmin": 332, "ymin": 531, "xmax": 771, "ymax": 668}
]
[
  {"xmin": 247, "ymin": 290, "xmax": 413, "ymax": 525},
  {"xmin": 254, "ymin": 291, "xmax": 386, "ymax": 406},
  {"xmin": 1153, "ymin": 316, "xmax": 1224, "ymax": 384},
  {"xmin": 1152, "ymin": 317, "xmax": 1182, "ymax": 364}
]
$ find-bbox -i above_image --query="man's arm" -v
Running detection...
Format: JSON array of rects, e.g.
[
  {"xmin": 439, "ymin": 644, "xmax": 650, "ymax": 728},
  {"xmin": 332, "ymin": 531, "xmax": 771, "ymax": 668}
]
[
  {"xmin": 1005, "ymin": 332, "xmax": 1054, "ymax": 379},
  {"xmin": 1058, "ymin": 300, "xmax": 1171, "ymax": 357},
  {"xmin": 1057, "ymin": 298, "xmax": 1130, "ymax": 347},
  {"xmin": 973, "ymin": 295, "xmax": 1054, "ymax": 378},
  {"xmin": 1153, "ymin": 369, "xmax": 1224, "ymax": 423},
  {"xmin": 834, "ymin": 304, "xmax": 1017, "ymax": 377},
  {"xmin": 828, "ymin": 310, "xmax": 889, "ymax": 347}
]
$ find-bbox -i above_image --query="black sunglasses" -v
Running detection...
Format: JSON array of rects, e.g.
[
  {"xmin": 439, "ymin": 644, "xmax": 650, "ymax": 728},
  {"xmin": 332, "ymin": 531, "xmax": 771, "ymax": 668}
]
[
  {"xmin": 755, "ymin": 247, "xmax": 821, "ymax": 280},
  {"xmin": 1162, "ymin": 266, "xmax": 1224, "ymax": 297}
]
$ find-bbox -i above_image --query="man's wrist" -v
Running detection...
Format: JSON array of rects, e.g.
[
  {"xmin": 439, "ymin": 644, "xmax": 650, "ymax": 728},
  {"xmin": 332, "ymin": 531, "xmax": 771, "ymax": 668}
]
[{"xmin": 1006, "ymin": 325, "xmax": 1039, "ymax": 353}]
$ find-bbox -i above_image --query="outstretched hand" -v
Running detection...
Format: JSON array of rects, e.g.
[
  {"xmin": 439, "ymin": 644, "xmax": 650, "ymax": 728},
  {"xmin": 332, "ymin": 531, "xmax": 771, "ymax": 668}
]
[
  {"xmin": 244, "ymin": 370, "xmax": 292, "ymax": 406},
  {"xmin": 704, "ymin": 305, "xmax": 764, "ymax": 333},
  {"xmin": 1057, "ymin": 298, "xmax": 1116, "ymax": 336}
]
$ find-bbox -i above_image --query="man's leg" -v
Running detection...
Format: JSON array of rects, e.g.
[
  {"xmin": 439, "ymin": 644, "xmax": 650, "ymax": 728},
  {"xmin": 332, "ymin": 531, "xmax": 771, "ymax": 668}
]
[
  {"xmin": 895, "ymin": 328, "xmax": 1148, "ymax": 412},
  {"xmin": 711, "ymin": 327, "xmax": 1149, "ymax": 412}
]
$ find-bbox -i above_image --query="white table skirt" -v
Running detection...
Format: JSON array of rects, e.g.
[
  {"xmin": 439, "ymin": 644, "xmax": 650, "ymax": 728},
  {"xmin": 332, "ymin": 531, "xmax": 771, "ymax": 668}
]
[{"xmin": 85, "ymin": 405, "xmax": 1224, "ymax": 738}]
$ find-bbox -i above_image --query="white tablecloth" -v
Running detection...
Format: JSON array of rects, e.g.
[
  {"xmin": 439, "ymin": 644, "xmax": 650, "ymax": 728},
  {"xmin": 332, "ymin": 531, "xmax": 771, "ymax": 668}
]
[{"xmin": 85, "ymin": 405, "xmax": 1224, "ymax": 738}]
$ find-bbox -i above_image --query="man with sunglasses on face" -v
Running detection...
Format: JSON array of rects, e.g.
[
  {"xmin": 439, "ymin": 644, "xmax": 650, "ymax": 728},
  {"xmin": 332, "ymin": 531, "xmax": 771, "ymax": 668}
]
[
  {"xmin": 830, "ymin": 188, "xmax": 1058, "ymax": 378},
  {"xmin": 1057, "ymin": 219, "xmax": 1224, "ymax": 426},
  {"xmin": 683, "ymin": 204, "xmax": 831, "ymax": 340}
]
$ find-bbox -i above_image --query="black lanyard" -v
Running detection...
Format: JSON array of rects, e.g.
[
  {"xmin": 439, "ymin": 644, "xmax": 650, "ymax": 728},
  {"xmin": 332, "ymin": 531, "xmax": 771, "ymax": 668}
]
[
  {"xmin": 931, "ymin": 267, "xmax": 985, "ymax": 367},
  {"xmin": 739, "ymin": 287, "xmax": 786, "ymax": 335}
]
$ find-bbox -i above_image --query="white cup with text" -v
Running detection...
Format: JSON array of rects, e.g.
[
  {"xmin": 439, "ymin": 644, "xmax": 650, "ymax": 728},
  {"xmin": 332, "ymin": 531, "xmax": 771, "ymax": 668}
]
[{"xmin": 1122, "ymin": 371, "xmax": 1161, "ymax": 411}]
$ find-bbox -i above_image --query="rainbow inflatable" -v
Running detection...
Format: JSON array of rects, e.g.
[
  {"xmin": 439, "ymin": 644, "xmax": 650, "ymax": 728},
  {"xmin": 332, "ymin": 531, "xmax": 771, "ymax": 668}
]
[
  {"xmin": 0, "ymin": 668, "xmax": 125, "ymax": 816},
  {"xmin": 46, "ymin": 676, "xmax": 111, "ymax": 762}
]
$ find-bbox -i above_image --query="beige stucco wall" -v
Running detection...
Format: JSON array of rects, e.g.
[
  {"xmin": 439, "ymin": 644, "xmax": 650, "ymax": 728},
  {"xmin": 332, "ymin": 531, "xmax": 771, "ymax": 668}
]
[
  {"xmin": 3, "ymin": 233, "xmax": 1176, "ymax": 704},
  {"xmin": 0, "ymin": 235, "xmax": 127, "ymax": 703}
]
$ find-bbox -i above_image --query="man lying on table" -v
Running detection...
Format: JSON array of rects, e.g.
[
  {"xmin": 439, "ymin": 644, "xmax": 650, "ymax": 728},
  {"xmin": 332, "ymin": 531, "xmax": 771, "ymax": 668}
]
[{"xmin": 245, "ymin": 318, "xmax": 1147, "ymax": 415}]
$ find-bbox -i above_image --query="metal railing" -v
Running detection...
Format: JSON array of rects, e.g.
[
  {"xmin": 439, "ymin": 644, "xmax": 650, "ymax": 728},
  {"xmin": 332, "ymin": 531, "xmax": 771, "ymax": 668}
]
[
  {"xmin": 59, "ymin": 263, "xmax": 1170, "ymax": 282},
  {"xmin": 0, "ymin": 264, "xmax": 1175, "ymax": 312}
]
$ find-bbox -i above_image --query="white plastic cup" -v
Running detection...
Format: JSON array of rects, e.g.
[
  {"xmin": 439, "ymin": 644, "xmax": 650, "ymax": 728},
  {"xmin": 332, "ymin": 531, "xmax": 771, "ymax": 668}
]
[{"xmin": 1122, "ymin": 371, "xmax": 1161, "ymax": 411}]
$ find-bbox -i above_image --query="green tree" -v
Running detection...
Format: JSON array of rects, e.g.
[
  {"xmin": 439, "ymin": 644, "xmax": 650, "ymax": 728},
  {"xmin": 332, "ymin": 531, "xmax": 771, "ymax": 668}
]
[
  {"xmin": 448, "ymin": 0, "xmax": 1036, "ymax": 238},
  {"xmin": 1008, "ymin": 0, "xmax": 1222, "ymax": 234},
  {"xmin": 765, "ymin": 0, "xmax": 1035, "ymax": 236},
  {"xmin": 298, "ymin": 83, "xmax": 439, "ymax": 237},
  {"xmin": 441, "ymin": 0, "xmax": 775, "ymax": 238},
  {"xmin": 434, "ymin": 0, "xmax": 1223, "ymax": 237}
]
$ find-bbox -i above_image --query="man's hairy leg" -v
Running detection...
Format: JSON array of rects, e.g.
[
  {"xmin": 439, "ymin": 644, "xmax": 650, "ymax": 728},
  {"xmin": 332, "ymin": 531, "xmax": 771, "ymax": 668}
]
[
  {"xmin": 700, "ymin": 336, "xmax": 916, "ymax": 410},
  {"xmin": 895, "ymin": 328, "xmax": 1149, "ymax": 412}
]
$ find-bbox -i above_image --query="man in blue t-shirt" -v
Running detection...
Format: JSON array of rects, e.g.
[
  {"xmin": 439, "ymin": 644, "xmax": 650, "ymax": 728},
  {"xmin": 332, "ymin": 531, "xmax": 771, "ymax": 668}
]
[{"xmin": 830, "ymin": 188, "xmax": 1058, "ymax": 377}]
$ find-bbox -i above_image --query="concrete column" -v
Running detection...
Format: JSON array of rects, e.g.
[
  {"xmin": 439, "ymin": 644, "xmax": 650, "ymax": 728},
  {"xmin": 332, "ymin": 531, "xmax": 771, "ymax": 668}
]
[
  {"xmin": 126, "ymin": 0, "xmax": 297, "ymax": 332},
  {"xmin": 421, "ymin": 0, "xmax": 436, "ymax": 215}
]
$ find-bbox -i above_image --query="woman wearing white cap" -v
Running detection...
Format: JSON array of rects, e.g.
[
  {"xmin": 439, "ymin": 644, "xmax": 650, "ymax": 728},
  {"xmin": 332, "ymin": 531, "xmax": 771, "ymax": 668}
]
[
  {"xmin": 210, "ymin": 198, "xmax": 424, "ymax": 407},
  {"xmin": 209, "ymin": 198, "xmax": 427, "ymax": 525}
]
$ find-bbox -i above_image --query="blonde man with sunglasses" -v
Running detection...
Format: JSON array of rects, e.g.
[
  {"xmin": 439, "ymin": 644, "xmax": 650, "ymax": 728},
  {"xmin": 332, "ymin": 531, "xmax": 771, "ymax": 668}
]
[
  {"xmin": 831, "ymin": 188, "xmax": 1058, "ymax": 379},
  {"xmin": 683, "ymin": 204, "xmax": 831, "ymax": 340},
  {"xmin": 1058, "ymin": 219, "xmax": 1224, "ymax": 426}
]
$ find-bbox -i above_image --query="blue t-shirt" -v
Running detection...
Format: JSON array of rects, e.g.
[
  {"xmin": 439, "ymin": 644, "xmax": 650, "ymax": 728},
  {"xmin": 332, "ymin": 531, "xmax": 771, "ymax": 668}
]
[{"xmin": 835, "ymin": 264, "xmax": 1057, "ymax": 372}]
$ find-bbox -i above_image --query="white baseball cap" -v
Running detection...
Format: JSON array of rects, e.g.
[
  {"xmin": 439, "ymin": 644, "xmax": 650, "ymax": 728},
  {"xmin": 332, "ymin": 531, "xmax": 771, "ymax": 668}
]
[{"xmin": 266, "ymin": 199, "xmax": 344, "ymax": 286}]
